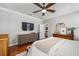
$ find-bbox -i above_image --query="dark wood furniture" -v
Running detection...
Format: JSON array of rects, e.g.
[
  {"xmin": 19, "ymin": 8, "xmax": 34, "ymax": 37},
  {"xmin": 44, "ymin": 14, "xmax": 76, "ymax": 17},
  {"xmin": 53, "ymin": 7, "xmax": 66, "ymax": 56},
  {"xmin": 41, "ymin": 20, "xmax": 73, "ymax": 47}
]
[
  {"xmin": 53, "ymin": 34, "xmax": 74, "ymax": 40},
  {"xmin": 18, "ymin": 33, "xmax": 37, "ymax": 46}
]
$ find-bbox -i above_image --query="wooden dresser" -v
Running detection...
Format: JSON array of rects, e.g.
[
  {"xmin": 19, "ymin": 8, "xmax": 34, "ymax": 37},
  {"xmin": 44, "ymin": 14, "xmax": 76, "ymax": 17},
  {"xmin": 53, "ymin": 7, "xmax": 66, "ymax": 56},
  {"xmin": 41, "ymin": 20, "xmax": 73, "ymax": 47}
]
[
  {"xmin": 0, "ymin": 34, "xmax": 8, "ymax": 56},
  {"xmin": 18, "ymin": 33, "xmax": 37, "ymax": 46},
  {"xmin": 53, "ymin": 34, "xmax": 74, "ymax": 40}
]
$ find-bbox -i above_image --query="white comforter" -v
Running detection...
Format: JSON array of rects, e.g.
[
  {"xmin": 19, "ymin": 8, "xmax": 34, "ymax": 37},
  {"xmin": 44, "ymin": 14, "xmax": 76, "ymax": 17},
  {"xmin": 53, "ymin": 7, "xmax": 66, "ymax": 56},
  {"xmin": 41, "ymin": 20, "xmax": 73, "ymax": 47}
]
[{"xmin": 27, "ymin": 37, "xmax": 79, "ymax": 56}]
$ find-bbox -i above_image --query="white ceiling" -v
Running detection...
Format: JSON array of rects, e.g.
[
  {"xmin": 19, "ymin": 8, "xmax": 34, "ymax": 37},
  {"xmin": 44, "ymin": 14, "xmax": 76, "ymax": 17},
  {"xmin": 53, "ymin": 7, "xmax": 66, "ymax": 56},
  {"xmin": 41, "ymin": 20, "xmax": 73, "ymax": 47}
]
[{"xmin": 0, "ymin": 3, "xmax": 79, "ymax": 20}]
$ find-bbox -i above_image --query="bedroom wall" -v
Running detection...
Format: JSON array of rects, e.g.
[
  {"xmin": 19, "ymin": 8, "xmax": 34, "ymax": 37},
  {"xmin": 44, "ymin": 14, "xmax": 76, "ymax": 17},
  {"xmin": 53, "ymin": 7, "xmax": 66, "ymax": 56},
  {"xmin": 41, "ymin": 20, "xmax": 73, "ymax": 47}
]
[
  {"xmin": 43, "ymin": 11, "xmax": 79, "ymax": 41},
  {"xmin": 0, "ymin": 7, "xmax": 42, "ymax": 46},
  {"xmin": 43, "ymin": 3, "xmax": 79, "ymax": 20}
]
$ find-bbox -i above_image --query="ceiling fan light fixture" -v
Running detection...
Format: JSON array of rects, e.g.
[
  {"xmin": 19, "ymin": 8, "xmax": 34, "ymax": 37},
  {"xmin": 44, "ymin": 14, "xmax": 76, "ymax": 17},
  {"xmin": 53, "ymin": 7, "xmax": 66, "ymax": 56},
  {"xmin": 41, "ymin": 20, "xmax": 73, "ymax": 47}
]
[{"xmin": 41, "ymin": 9, "xmax": 47, "ymax": 13}]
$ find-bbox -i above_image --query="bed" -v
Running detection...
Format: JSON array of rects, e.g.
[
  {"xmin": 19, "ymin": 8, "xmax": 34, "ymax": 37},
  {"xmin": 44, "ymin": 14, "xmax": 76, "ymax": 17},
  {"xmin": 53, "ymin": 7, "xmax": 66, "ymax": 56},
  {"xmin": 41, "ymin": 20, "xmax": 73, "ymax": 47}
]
[{"xmin": 27, "ymin": 37, "xmax": 79, "ymax": 56}]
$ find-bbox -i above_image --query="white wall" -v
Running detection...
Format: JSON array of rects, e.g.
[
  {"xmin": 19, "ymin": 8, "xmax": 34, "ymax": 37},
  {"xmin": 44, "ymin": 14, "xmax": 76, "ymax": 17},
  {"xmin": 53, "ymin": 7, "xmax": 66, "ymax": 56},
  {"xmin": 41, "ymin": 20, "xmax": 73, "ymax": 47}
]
[
  {"xmin": 0, "ymin": 7, "xmax": 42, "ymax": 46},
  {"xmin": 43, "ymin": 11, "xmax": 79, "ymax": 41},
  {"xmin": 43, "ymin": 3, "xmax": 79, "ymax": 20}
]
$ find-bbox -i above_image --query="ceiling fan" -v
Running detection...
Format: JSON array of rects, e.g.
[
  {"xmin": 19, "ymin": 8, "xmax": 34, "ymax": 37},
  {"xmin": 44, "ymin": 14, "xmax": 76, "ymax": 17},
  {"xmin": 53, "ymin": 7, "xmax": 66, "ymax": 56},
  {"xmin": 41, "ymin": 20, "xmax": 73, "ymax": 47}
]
[{"xmin": 33, "ymin": 3, "xmax": 56, "ymax": 16}]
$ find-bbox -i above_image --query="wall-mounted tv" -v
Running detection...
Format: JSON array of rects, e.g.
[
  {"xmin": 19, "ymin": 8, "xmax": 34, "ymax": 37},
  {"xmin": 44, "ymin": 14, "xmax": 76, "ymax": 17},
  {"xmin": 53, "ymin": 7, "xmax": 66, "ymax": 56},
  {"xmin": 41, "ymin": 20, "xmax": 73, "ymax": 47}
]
[{"xmin": 22, "ymin": 22, "xmax": 34, "ymax": 31}]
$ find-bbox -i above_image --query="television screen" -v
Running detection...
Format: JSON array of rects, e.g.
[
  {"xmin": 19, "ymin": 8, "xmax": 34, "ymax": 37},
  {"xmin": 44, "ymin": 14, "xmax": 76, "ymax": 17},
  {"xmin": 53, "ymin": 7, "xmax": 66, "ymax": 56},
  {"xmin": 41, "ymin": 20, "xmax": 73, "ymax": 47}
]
[
  {"xmin": 30, "ymin": 23, "xmax": 34, "ymax": 30},
  {"xmin": 22, "ymin": 22, "xmax": 34, "ymax": 31}
]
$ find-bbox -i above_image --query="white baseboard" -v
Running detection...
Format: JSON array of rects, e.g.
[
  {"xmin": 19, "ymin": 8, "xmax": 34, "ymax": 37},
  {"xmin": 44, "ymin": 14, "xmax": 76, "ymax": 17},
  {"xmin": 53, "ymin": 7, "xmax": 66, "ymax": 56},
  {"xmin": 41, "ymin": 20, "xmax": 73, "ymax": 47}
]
[{"xmin": 9, "ymin": 43, "xmax": 18, "ymax": 47}]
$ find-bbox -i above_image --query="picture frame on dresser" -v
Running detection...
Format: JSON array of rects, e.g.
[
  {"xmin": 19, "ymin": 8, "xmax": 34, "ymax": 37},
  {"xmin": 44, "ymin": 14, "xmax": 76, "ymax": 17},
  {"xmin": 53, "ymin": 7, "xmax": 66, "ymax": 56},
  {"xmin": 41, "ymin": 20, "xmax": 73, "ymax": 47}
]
[{"xmin": 60, "ymin": 28, "xmax": 67, "ymax": 35}]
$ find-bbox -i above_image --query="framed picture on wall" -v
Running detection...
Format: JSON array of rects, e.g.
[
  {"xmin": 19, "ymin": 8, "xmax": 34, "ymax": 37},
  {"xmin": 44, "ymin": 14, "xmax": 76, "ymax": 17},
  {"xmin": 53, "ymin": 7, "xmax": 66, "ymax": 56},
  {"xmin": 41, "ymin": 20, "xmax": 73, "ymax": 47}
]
[{"xmin": 60, "ymin": 28, "xmax": 67, "ymax": 35}]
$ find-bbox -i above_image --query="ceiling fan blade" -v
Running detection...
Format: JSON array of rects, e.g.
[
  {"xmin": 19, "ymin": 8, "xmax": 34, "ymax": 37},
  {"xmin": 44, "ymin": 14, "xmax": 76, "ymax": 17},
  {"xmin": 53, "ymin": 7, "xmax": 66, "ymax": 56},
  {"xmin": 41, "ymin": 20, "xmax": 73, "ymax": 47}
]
[
  {"xmin": 47, "ymin": 9, "xmax": 55, "ymax": 13},
  {"xmin": 33, "ymin": 10, "xmax": 41, "ymax": 13},
  {"xmin": 34, "ymin": 3, "xmax": 43, "ymax": 9},
  {"xmin": 46, "ymin": 3, "xmax": 56, "ymax": 8},
  {"xmin": 42, "ymin": 13, "xmax": 45, "ymax": 16}
]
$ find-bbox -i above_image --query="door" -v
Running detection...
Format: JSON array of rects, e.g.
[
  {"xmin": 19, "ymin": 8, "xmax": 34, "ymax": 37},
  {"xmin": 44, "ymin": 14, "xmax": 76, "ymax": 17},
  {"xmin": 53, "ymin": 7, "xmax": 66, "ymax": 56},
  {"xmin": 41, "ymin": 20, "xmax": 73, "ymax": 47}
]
[{"xmin": 38, "ymin": 24, "xmax": 45, "ymax": 39}]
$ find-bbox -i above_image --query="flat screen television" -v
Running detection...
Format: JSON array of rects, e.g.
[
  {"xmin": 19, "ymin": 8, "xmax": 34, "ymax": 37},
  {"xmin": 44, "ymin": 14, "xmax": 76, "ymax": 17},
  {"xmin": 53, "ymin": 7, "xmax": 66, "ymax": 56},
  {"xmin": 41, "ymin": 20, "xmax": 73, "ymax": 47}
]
[{"xmin": 22, "ymin": 22, "xmax": 34, "ymax": 31}]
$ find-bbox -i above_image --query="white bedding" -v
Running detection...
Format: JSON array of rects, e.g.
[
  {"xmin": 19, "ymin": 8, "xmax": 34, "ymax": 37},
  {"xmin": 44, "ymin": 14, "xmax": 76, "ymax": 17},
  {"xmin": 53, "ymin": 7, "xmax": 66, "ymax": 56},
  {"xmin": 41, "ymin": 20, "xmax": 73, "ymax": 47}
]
[
  {"xmin": 51, "ymin": 40, "xmax": 79, "ymax": 56},
  {"xmin": 27, "ymin": 37, "xmax": 79, "ymax": 56}
]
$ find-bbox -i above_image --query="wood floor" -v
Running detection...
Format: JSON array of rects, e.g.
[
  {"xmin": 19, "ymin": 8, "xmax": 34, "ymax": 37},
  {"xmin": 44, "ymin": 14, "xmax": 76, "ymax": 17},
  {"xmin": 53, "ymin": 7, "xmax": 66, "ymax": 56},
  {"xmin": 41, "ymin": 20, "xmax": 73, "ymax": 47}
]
[{"xmin": 8, "ymin": 43, "xmax": 32, "ymax": 56}]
